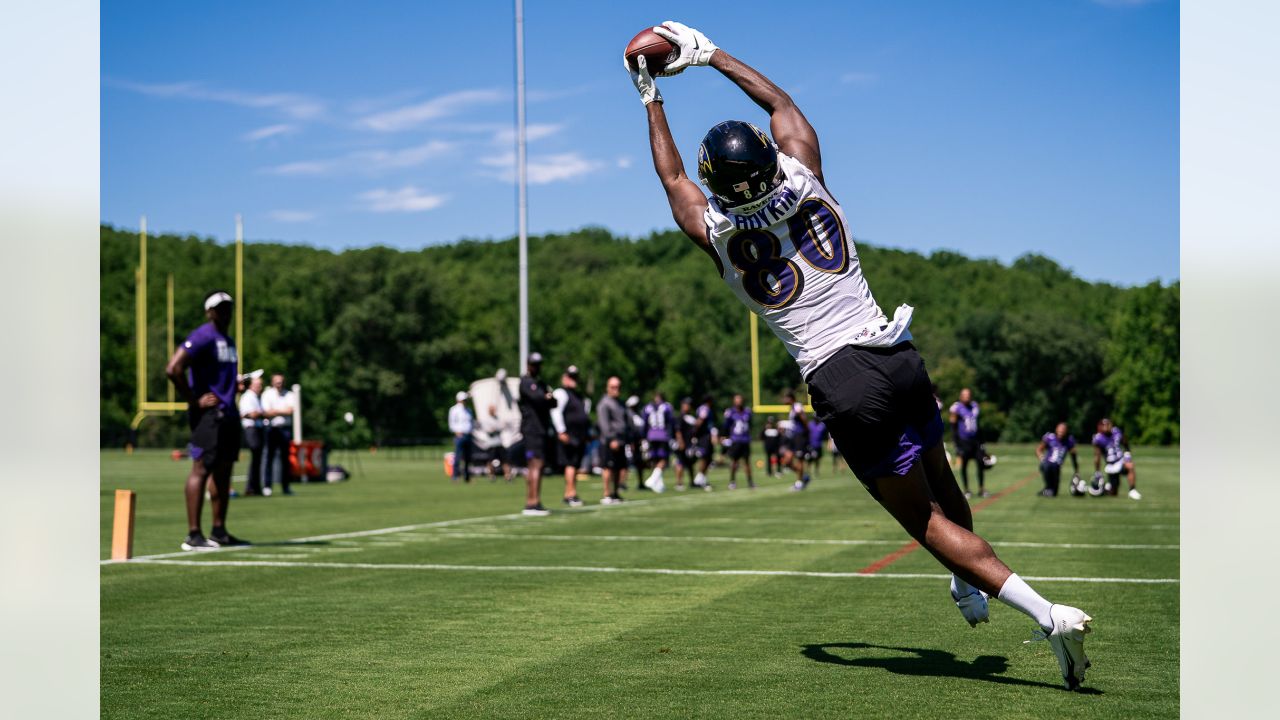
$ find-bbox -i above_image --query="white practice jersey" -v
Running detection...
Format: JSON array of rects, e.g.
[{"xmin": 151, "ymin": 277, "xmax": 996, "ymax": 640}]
[{"xmin": 704, "ymin": 152, "xmax": 913, "ymax": 379}]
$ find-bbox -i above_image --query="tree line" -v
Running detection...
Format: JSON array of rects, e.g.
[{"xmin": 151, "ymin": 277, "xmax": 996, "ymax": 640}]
[{"xmin": 100, "ymin": 224, "xmax": 1179, "ymax": 448}]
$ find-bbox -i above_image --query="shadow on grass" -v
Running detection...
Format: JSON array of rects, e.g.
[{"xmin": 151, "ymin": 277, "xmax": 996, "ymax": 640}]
[{"xmin": 800, "ymin": 642, "xmax": 1102, "ymax": 694}]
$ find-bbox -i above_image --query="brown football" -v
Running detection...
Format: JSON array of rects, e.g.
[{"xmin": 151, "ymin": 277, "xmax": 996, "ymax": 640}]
[{"xmin": 625, "ymin": 28, "xmax": 676, "ymax": 74}]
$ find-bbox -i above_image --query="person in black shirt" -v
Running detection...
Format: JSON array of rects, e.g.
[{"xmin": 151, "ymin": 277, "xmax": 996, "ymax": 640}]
[
  {"xmin": 518, "ymin": 352, "xmax": 556, "ymax": 516},
  {"xmin": 552, "ymin": 365, "xmax": 591, "ymax": 507}
]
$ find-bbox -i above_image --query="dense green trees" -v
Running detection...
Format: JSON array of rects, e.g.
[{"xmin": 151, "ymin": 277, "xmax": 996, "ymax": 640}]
[{"xmin": 100, "ymin": 225, "xmax": 1178, "ymax": 447}]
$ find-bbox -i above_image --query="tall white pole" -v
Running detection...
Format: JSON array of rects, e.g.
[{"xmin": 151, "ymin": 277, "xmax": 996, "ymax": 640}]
[{"xmin": 515, "ymin": 0, "xmax": 529, "ymax": 371}]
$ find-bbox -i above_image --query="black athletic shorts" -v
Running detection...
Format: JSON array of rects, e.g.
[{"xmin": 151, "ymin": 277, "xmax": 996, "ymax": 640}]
[
  {"xmin": 557, "ymin": 439, "xmax": 585, "ymax": 470},
  {"xmin": 727, "ymin": 440, "xmax": 750, "ymax": 461},
  {"xmin": 806, "ymin": 444, "xmax": 824, "ymax": 462},
  {"xmin": 955, "ymin": 436, "xmax": 981, "ymax": 461},
  {"xmin": 525, "ymin": 434, "xmax": 557, "ymax": 462},
  {"xmin": 788, "ymin": 432, "xmax": 808, "ymax": 453},
  {"xmin": 693, "ymin": 436, "xmax": 713, "ymax": 459},
  {"xmin": 603, "ymin": 442, "xmax": 628, "ymax": 471},
  {"xmin": 806, "ymin": 342, "xmax": 943, "ymax": 497},
  {"xmin": 188, "ymin": 406, "xmax": 242, "ymax": 470}
]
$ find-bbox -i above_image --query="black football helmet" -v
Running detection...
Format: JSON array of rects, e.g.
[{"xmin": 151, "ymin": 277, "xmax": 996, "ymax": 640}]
[{"xmin": 696, "ymin": 120, "xmax": 782, "ymax": 210}]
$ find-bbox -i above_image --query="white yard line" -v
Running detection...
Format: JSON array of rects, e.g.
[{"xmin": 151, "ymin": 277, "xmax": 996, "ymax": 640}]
[
  {"xmin": 120, "ymin": 558, "xmax": 1179, "ymax": 584},
  {"xmin": 100, "ymin": 485, "xmax": 791, "ymax": 565},
  {"xmin": 425, "ymin": 530, "xmax": 1178, "ymax": 551}
]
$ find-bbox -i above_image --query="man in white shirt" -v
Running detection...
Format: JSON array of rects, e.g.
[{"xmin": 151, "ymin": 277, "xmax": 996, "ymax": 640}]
[
  {"xmin": 448, "ymin": 391, "xmax": 474, "ymax": 483},
  {"xmin": 237, "ymin": 372, "xmax": 266, "ymax": 496},
  {"xmin": 259, "ymin": 373, "xmax": 295, "ymax": 496}
]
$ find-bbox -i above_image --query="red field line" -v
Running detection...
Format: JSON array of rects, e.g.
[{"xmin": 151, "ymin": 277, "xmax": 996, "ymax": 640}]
[{"xmin": 855, "ymin": 472, "xmax": 1036, "ymax": 574}]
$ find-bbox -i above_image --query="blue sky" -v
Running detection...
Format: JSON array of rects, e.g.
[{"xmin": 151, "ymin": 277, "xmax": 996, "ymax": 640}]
[{"xmin": 102, "ymin": 0, "xmax": 1177, "ymax": 286}]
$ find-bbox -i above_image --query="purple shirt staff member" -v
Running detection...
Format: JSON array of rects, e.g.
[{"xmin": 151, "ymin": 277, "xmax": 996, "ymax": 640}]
[
  {"xmin": 165, "ymin": 290, "xmax": 248, "ymax": 551},
  {"xmin": 630, "ymin": 20, "xmax": 1092, "ymax": 690},
  {"xmin": 949, "ymin": 388, "xmax": 986, "ymax": 498},
  {"xmin": 723, "ymin": 394, "xmax": 754, "ymax": 490}
]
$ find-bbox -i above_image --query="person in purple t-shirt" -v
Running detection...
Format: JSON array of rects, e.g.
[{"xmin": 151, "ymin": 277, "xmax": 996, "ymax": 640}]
[
  {"xmin": 1036, "ymin": 423, "xmax": 1080, "ymax": 497},
  {"xmin": 1092, "ymin": 418, "xmax": 1141, "ymax": 500},
  {"xmin": 807, "ymin": 419, "xmax": 829, "ymax": 479},
  {"xmin": 641, "ymin": 392, "xmax": 675, "ymax": 492},
  {"xmin": 949, "ymin": 388, "xmax": 986, "ymax": 498},
  {"xmin": 165, "ymin": 290, "xmax": 248, "ymax": 551},
  {"xmin": 723, "ymin": 394, "xmax": 754, "ymax": 490}
]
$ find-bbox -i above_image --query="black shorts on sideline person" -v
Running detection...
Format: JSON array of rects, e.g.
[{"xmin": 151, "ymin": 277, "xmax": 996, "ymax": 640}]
[{"xmin": 189, "ymin": 406, "xmax": 241, "ymax": 470}]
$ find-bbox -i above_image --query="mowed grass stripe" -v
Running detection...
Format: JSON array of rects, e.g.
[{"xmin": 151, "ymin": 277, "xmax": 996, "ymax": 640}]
[{"xmin": 125, "ymin": 557, "xmax": 1180, "ymax": 583}]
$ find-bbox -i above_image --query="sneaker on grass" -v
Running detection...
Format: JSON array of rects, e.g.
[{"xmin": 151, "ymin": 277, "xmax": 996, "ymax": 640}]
[
  {"xmin": 563, "ymin": 496, "xmax": 584, "ymax": 508},
  {"xmin": 1028, "ymin": 604, "xmax": 1093, "ymax": 691},
  {"xmin": 522, "ymin": 503, "xmax": 551, "ymax": 517},
  {"xmin": 180, "ymin": 532, "xmax": 218, "ymax": 552},
  {"xmin": 209, "ymin": 529, "xmax": 250, "ymax": 547}
]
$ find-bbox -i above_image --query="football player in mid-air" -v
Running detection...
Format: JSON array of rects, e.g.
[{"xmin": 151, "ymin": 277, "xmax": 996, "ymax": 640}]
[{"xmin": 627, "ymin": 20, "xmax": 1093, "ymax": 690}]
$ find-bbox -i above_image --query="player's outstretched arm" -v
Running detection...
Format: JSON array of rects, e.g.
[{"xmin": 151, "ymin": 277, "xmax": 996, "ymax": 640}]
[
  {"xmin": 645, "ymin": 96, "xmax": 712, "ymax": 251},
  {"xmin": 625, "ymin": 53, "xmax": 711, "ymax": 253},
  {"xmin": 708, "ymin": 51, "xmax": 823, "ymax": 183}
]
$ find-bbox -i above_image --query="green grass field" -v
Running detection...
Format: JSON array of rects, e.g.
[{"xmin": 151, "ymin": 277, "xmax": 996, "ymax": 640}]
[{"xmin": 101, "ymin": 444, "xmax": 1179, "ymax": 719}]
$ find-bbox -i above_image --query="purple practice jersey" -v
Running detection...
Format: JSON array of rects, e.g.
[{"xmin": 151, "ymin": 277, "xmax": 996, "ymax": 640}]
[
  {"xmin": 182, "ymin": 321, "xmax": 239, "ymax": 413},
  {"xmin": 808, "ymin": 420, "xmax": 828, "ymax": 449},
  {"xmin": 724, "ymin": 407, "xmax": 752, "ymax": 443},
  {"xmin": 1042, "ymin": 433, "xmax": 1076, "ymax": 467},
  {"xmin": 950, "ymin": 401, "xmax": 980, "ymax": 440},
  {"xmin": 643, "ymin": 402, "xmax": 674, "ymax": 443},
  {"xmin": 1093, "ymin": 428, "xmax": 1126, "ymax": 464}
]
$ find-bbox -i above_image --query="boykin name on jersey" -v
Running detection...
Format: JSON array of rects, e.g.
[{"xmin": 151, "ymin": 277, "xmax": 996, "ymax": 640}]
[{"xmin": 704, "ymin": 152, "xmax": 914, "ymax": 379}]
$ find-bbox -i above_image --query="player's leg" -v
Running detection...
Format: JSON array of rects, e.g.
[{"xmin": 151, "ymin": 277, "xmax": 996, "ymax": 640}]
[
  {"xmin": 1124, "ymin": 459, "xmax": 1141, "ymax": 499},
  {"xmin": 976, "ymin": 446, "xmax": 986, "ymax": 496},
  {"xmin": 184, "ymin": 461, "xmax": 211, "ymax": 535},
  {"xmin": 696, "ymin": 453, "xmax": 712, "ymax": 490},
  {"xmin": 957, "ymin": 450, "xmax": 971, "ymax": 495}
]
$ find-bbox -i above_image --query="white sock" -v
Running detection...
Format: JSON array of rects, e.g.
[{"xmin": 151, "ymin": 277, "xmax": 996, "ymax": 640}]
[
  {"xmin": 950, "ymin": 574, "xmax": 977, "ymax": 598},
  {"xmin": 997, "ymin": 573, "xmax": 1053, "ymax": 631}
]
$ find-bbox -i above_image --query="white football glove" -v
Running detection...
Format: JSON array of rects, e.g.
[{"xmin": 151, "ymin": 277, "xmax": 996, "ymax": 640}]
[
  {"xmin": 624, "ymin": 54, "xmax": 662, "ymax": 106},
  {"xmin": 652, "ymin": 20, "xmax": 718, "ymax": 75}
]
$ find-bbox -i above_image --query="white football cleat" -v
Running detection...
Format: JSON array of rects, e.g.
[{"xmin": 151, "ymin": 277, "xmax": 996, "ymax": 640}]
[
  {"xmin": 644, "ymin": 472, "xmax": 666, "ymax": 494},
  {"xmin": 1128, "ymin": 488, "xmax": 1142, "ymax": 500},
  {"xmin": 692, "ymin": 473, "xmax": 708, "ymax": 488},
  {"xmin": 952, "ymin": 589, "xmax": 990, "ymax": 627},
  {"xmin": 1028, "ymin": 604, "xmax": 1093, "ymax": 690}
]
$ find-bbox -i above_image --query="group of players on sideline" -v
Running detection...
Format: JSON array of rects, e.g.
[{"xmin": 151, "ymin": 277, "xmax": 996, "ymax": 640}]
[{"xmin": 449, "ymin": 355, "xmax": 1142, "ymax": 516}]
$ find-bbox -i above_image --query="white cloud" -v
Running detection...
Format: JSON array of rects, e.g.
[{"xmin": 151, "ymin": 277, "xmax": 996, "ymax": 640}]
[
  {"xmin": 110, "ymin": 79, "xmax": 325, "ymax": 119},
  {"xmin": 481, "ymin": 152, "xmax": 602, "ymax": 184},
  {"xmin": 262, "ymin": 140, "xmax": 455, "ymax": 176},
  {"xmin": 353, "ymin": 140, "xmax": 454, "ymax": 169},
  {"xmin": 243, "ymin": 124, "xmax": 296, "ymax": 141},
  {"xmin": 264, "ymin": 160, "xmax": 332, "ymax": 176},
  {"xmin": 359, "ymin": 186, "xmax": 448, "ymax": 213},
  {"xmin": 358, "ymin": 89, "xmax": 505, "ymax": 132},
  {"xmin": 839, "ymin": 71, "xmax": 879, "ymax": 86},
  {"xmin": 268, "ymin": 210, "xmax": 316, "ymax": 223},
  {"xmin": 616, "ymin": 156, "xmax": 633, "ymax": 169},
  {"xmin": 490, "ymin": 123, "xmax": 563, "ymax": 145}
]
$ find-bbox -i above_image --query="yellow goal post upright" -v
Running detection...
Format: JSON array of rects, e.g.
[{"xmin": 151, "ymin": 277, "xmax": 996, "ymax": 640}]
[
  {"xmin": 748, "ymin": 312, "xmax": 812, "ymax": 415},
  {"xmin": 128, "ymin": 214, "xmax": 245, "ymax": 436}
]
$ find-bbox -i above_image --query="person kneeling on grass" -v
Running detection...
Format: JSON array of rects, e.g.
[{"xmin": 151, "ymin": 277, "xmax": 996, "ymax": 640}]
[{"xmin": 1036, "ymin": 422, "xmax": 1080, "ymax": 497}]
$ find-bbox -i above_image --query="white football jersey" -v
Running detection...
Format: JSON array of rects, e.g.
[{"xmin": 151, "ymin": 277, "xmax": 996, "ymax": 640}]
[{"xmin": 704, "ymin": 152, "xmax": 913, "ymax": 379}]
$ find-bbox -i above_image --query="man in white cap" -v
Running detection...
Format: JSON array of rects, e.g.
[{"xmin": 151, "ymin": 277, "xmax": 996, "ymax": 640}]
[
  {"xmin": 448, "ymin": 390, "xmax": 474, "ymax": 483},
  {"xmin": 551, "ymin": 365, "xmax": 590, "ymax": 507},
  {"xmin": 165, "ymin": 289, "xmax": 248, "ymax": 550},
  {"xmin": 237, "ymin": 369, "xmax": 266, "ymax": 496}
]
